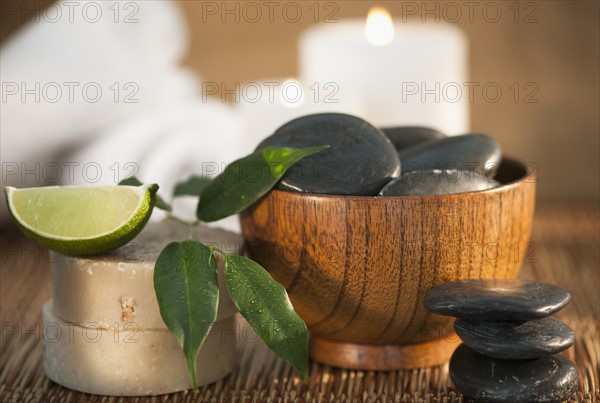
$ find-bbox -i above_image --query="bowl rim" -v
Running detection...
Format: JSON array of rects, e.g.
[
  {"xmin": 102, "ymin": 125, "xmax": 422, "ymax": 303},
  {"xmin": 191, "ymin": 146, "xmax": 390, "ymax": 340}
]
[{"xmin": 268, "ymin": 156, "xmax": 535, "ymax": 201}]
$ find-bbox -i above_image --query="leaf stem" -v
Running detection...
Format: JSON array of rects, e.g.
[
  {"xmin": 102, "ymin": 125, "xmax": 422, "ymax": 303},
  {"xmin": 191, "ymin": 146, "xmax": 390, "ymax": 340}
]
[
  {"xmin": 211, "ymin": 246, "xmax": 227, "ymax": 256},
  {"xmin": 165, "ymin": 213, "xmax": 200, "ymax": 239}
]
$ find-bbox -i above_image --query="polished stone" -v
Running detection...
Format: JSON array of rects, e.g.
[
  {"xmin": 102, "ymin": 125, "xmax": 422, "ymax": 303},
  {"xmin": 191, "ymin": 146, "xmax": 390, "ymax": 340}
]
[
  {"xmin": 454, "ymin": 317, "xmax": 575, "ymax": 359},
  {"xmin": 450, "ymin": 344, "xmax": 579, "ymax": 403},
  {"xmin": 424, "ymin": 279, "xmax": 571, "ymax": 321},
  {"xmin": 400, "ymin": 133, "xmax": 501, "ymax": 177},
  {"xmin": 256, "ymin": 113, "xmax": 401, "ymax": 195},
  {"xmin": 381, "ymin": 126, "xmax": 445, "ymax": 152},
  {"xmin": 378, "ymin": 169, "xmax": 499, "ymax": 196}
]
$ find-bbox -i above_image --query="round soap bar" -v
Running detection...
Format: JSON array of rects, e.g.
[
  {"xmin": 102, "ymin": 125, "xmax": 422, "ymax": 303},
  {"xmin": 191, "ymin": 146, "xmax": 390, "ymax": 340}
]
[
  {"xmin": 51, "ymin": 221, "xmax": 241, "ymax": 329},
  {"xmin": 454, "ymin": 317, "xmax": 575, "ymax": 359},
  {"xmin": 256, "ymin": 113, "xmax": 400, "ymax": 195},
  {"xmin": 424, "ymin": 279, "xmax": 571, "ymax": 321},
  {"xmin": 400, "ymin": 133, "xmax": 501, "ymax": 177},
  {"xmin": 378, "ymin": 170, "xmax": 499, "ymax": 196},
  {"xmin": 42, "ymin": 300, "xmax": 235, "ymax": 396},
  {"xmin": 381, "ymin": 126, "xmax": 445, "ymax": 152},
  {"xmin": 450, "ymin": 344, "xmax": 579, "ymax": 403}
]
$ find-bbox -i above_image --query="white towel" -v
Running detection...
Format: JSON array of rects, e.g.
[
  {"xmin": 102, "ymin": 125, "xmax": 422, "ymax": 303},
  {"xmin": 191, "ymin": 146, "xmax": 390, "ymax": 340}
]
[
  {"xmin": 0, "ymin": 1, "xmax": 195, "ymax": 165},
  {"xmin": 0, "ymin": 1, "xmax": 210, "ymax": 225},
  {"xmin": 64, "ymin": 99, "xmax": 246, "ymax": 232}
]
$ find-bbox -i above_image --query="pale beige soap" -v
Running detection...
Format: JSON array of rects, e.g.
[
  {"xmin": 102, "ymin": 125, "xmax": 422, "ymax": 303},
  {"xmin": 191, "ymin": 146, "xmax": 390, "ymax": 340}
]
[
  {"xmin": 51, "ymin": 221, "xmax": 243, "ymax": 329},
  {"xmin": 42, "ymin": 301, "xmax": 236, "ymax": 396}
]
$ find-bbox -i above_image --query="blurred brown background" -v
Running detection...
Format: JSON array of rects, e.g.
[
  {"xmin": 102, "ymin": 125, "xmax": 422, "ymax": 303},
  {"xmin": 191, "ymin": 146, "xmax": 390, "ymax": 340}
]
[{"xmin": 2, "ymin": 0, "xmax": 599, "ymax": 203}]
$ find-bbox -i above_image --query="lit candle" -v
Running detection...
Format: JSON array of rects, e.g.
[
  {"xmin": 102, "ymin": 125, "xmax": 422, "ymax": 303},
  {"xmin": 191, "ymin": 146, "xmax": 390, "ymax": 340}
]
[{"xmin": 299, "ymin": 7, "xmax": 468, "ymax": 134}]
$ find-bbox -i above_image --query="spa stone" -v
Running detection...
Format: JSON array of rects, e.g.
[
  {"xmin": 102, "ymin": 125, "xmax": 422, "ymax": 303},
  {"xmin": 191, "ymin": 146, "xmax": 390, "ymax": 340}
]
[
  {"xmin": 256, "ymin": 113, "xmax": 400, "ymax": 195},
  {"xmin": 381, "ymin": 126, "xmax": 445, "ymax": 151},
  {"xmin": 424, "ymin": 279, "xmax": 571, "ymax": 321},
  {"xmin": 378, "ymin": 169, "xmax": 499, "ymax": 196},
  {"xmin": 400, "ymin": 133, "xmax": 501, "ymax": 177},
  {"xmin": 454, "ymin": 317, "xmax": 575, "ymax": 359},
  {"xmin": 450, "ymin": 345, "xmax": 579, "ymax": 403}
]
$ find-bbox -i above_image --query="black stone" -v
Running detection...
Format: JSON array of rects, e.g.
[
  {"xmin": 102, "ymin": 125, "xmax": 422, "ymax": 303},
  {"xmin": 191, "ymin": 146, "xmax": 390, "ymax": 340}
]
[
  {"xmin": 381, "ymin": 126, "xmax": 446, "ymax": 152},
  {"xmin": 450, "ymin": 344, "xmax": 579, "ymax": 403},
  {"xmin": 378, "ymin": 169, "xmax": 499, "ymax": 196},
  {"xmin": 424, "ymin": 279, "xmax": 571, "ymax": 321},
  {"xmin": 400, "ymin": 133, "xmax": 501, "ymax": 177},
  {"xmin": 454, "ymin": 317, "xmax": 575, "ymax": 359},
  {"xmin": 256, "ymin": 113, "xmax": 400, "ymax": 195}
]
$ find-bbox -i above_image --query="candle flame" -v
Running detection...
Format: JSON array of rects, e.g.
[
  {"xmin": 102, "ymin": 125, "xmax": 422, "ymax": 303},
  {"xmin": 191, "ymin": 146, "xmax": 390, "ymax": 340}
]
[{"xmin": 365, "ymin": 7, "xmax": 394, "ymax": 46}]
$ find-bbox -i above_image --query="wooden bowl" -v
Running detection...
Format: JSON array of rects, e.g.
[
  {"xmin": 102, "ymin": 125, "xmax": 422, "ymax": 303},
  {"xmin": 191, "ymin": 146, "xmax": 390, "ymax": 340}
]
[{"xmin": 240, "ymin": 158, "xmax": 536, "ymax": 370}]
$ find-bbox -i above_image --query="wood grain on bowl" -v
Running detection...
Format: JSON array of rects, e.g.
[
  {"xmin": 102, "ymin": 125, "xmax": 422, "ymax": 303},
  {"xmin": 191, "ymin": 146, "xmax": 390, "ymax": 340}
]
[
  {"xmin": 309, "ymin": 334, "xmax": 460, "ymax": 371},
  {"xmin": 240, "ymin": 158, "xmax": 536, "ymax": 368}
]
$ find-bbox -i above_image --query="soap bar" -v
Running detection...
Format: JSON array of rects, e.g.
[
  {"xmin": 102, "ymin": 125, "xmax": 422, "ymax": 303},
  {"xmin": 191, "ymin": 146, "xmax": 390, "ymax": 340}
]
[
  {"xmin": 42, "ymin": 301, "xmax": 235, "ymax": 396},
  {"xmin": 51, "ymin": 221, "xmax": 242, "ymax": 329}
]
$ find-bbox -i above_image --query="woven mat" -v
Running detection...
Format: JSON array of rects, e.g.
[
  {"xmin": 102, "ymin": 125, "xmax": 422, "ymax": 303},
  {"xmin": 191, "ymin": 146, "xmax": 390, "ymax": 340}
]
[{"xmin": 1, "ymin": 205, "xmax": 598, "ymax": 403}]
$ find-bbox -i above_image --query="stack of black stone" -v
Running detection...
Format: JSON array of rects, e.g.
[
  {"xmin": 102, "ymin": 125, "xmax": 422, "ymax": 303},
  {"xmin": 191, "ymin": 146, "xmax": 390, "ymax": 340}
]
[{"xmin": 425, "ymin": 279, "xmax": 580, "ymax": 403}]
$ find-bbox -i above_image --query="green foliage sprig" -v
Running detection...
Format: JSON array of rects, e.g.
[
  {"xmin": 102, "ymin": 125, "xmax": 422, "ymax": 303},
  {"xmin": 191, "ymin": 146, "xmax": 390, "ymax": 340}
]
[{"xmin": 120, "ymin": 145, "xmax": 328, "ymax": 387}]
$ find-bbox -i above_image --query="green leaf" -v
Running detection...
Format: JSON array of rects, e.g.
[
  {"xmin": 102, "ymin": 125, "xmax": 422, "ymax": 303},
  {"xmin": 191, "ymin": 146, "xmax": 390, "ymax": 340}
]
[
  {"xmin": 174, "ymin": 176, "xmax": 212, "ymax": 197},
  {"xmin": 118, "ymin": 176, "xmax": 143, "ymax": 187},
  {"xmin": 154, "ymin": 241, "xmax": 219, "ymax": 388},
  {"xmin": 196, "ymin": 145, "xmax": 329, "ymax": 222},
  {"xmin": 224, "ymin": 254, "xmax": 309, "ymax": 378},
  {"xmin": 119, "ymin": 176, "xmax": 171, "ymax": 211}
]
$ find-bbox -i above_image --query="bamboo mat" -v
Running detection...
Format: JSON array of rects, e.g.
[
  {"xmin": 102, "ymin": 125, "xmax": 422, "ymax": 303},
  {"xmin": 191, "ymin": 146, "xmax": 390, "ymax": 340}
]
[{"xmin": 1, "ymin": 205, "xmax": 598, "ymax": 403}]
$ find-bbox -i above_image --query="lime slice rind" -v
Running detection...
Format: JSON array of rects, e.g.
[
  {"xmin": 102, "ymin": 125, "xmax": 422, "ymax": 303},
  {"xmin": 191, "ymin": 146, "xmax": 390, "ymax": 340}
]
[
  {"xmin": 6, "ymin": 185, "xmax": 146, "ymax": 240},
  {"xmin": 4, "ymin": 184, "xmax": 157, "ymax": 256}
]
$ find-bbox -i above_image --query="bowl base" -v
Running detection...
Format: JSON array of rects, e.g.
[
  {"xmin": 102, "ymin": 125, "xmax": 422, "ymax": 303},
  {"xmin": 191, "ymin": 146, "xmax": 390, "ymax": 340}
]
[{"xmin": 309, "ymin": 335, "xmax": 459, "ymax": 371}]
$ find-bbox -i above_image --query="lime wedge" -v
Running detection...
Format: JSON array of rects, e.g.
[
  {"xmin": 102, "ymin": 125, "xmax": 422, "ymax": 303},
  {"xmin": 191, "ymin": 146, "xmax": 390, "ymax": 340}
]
[{"xmin": 4, "ymin": 184, "xmax": 158, "ymax": 256}]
